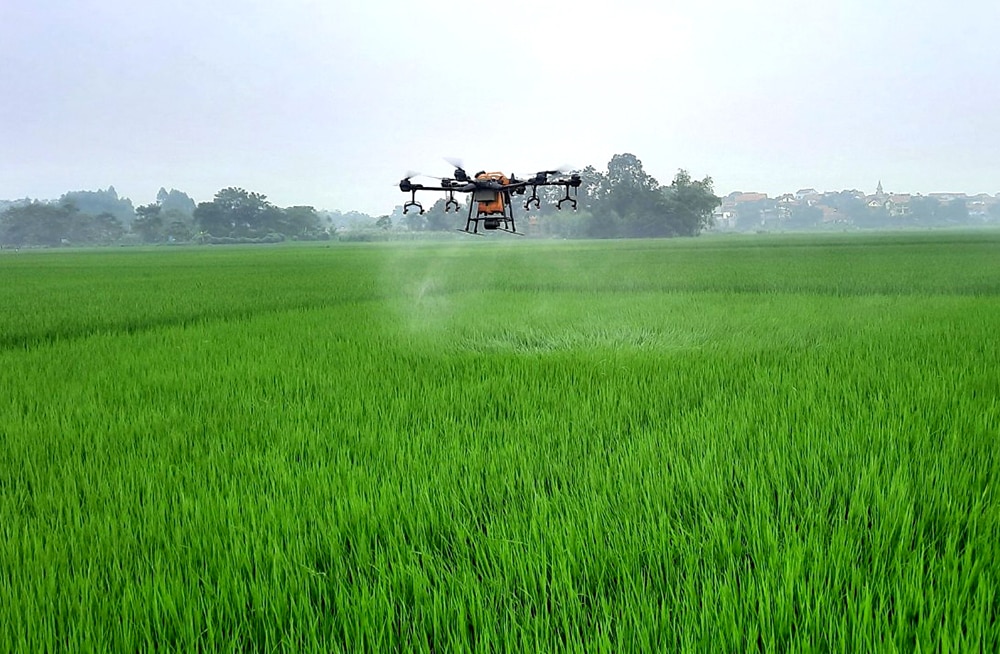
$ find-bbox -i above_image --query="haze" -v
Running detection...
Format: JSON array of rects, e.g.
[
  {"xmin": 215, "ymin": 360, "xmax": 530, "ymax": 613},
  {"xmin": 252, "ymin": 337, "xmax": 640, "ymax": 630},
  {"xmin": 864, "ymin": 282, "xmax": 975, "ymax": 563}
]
[{"xmin": 2, "ymin": 0, "xmax": 998, "ymax": 215}]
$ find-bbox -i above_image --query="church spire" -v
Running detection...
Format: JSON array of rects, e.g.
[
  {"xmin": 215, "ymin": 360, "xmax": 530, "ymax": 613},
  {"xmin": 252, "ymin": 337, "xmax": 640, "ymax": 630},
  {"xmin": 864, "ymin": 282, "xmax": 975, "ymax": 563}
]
[{"xmin": 876, "ymin": 180, "xmax": 884, "ymax": 197}]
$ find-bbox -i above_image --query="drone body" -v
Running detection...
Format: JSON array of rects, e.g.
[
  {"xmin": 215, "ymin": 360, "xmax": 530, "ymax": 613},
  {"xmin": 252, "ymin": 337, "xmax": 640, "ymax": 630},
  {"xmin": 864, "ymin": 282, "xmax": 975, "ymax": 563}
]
[{"xmin": 399, "ymin": 162, "xmax": 582, "ymax": 234}]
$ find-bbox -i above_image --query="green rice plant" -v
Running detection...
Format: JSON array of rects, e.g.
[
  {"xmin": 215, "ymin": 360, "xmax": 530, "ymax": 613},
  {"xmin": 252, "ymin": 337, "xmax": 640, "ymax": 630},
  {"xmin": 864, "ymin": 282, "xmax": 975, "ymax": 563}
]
[{"xmin": 1, "ymin": 233, "xmax": 998, "ymax": 651}]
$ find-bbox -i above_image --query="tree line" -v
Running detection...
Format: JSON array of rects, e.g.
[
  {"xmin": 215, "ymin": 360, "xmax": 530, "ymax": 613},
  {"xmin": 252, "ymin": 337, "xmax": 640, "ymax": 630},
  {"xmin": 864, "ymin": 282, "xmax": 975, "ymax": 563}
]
[
  {"xmin": 0, "ymin": 153, "xmax": 721, "ymax": 247},
  {"xmin": 0, "ymin": 187, "xmax": 329, "ymax": 247}
]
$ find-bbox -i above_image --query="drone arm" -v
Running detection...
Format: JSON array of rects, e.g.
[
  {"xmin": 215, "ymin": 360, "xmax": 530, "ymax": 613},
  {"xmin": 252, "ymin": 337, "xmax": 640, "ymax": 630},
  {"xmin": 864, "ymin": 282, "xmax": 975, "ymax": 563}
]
[{"xmin": 399, "ymin": 182, "xmax": 479, "ymax": 215}]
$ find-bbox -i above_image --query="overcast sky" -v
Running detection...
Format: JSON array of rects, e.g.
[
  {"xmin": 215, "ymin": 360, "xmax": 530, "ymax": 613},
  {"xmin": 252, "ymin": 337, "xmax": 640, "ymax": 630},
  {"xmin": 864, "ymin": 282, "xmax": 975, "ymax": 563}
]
[{"xmin": 2, "ymin": 1, "xmax": 998, "ymax": 214}]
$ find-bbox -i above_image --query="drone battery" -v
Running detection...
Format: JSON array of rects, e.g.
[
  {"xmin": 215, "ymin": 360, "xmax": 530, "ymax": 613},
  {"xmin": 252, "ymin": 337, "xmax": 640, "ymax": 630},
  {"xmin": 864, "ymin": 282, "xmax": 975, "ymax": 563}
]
[{"xmin": 473, "ymin": 189, "xmax": 496, "ymax": 202}]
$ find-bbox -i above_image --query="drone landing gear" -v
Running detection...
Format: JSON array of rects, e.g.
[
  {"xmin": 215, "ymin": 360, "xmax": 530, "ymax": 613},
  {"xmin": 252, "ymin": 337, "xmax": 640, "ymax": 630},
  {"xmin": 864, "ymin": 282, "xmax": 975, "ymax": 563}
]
[
  {"xmin": 556, "ymin": 185, "xmax": 578, "ymax": 210},
  {"xmin": 402, "ymin": 189, "xmax": 424, "ymax": 215},
  {"xmin": 461, "ymin": 220, "xmax": 523, "ymax": 235},
  {"xmin": 523, "ymin": 186, "xmax": 541, "ymax": 211}
]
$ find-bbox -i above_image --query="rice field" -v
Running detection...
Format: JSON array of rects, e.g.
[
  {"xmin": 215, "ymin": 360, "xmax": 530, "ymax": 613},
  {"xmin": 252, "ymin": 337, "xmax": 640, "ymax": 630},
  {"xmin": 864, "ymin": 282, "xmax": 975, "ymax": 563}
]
[{"xmin": 1, "ymin": 232, "xmax": 998, "ymax": 651}]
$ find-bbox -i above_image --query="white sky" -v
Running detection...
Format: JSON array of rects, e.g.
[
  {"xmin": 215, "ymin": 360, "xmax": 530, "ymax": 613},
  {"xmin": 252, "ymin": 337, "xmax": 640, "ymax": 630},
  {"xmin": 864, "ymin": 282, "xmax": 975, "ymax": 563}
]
[{"xmin": 2, "ymin": 0, "xmax": 998, "ymax": 214}]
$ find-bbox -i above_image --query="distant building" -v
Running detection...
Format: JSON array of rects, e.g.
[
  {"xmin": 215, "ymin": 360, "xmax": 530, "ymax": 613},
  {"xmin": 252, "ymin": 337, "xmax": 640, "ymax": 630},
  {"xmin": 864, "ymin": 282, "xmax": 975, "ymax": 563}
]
[
  {"xmin": 709, "ymin": 183, "xmax": 998, "ymax": 232},
  {"xmin": 928, "ymin": 192, "xmax": 968, "ymax": 203},
  {"xmin": 888, "ymin": 194, "xmax": 911, "ymax": 216},
  {"xmin": 866, "ymin": 180, "xmax": 891, "ymax": 209},
  {"xmin": 732, "ymin": 192, "xmax": 768, "ymax": 204}
]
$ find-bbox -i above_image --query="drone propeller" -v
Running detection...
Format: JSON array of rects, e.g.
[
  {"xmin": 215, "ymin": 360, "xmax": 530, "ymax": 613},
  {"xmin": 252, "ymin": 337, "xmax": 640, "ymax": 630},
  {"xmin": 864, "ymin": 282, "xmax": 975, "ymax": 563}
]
[
  {"xmin": 510, "ymin": 165, "xmax": 575, "ymax": 184},
  {"xmin": 444, "ymin": 157, "xmax": 472, "ymax": 182},
  {"xmin": 547, "ymin": 164, "xmax": 573, "ymax": 174},
  {"xmin": 399, "ymin": 171, "xmax": 427, "ymax": 192}
]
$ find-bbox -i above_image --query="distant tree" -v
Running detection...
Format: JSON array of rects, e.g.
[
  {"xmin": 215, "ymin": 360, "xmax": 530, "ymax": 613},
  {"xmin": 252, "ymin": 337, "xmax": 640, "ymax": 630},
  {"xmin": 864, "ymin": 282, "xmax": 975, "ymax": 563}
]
[
  {"xmin": 857, "ymin": 204, "xmax": 890, "ymax": 229},
  {"xmin": 192, "ymin": 200, "xmax": 228, "ymax": 236},
  {"xmin": 281, "ymin": 205, "xmax": 323, "ymax": 238},
  {"xmin": 375, "ymin": 215, "xmax": 392, "ymax": 231},
  {"xmin": 989, "ymin": 202, "xmax": 1000, "ymax": 222},
  {"xmin": 604, "ymin": 153, "xmax": 664, "ymax": 236},
  {"xmin": 586, "ymin": 208, "xmax": 620, "ymax": 238},
  {"xmin": 538, "ymin": 207, "xmax": 587, "ymax": 238},
  {"xmin": 581, "ymin": 155, "xmax": 718, "ymax": 238},
  {"xmin": 163, "ymin": 211, "xmax": 195, "ymax": 242},
  {"xmin": 341, "ymin": 210, "xmax": 374, "ymax": 228},
  {"xmin": 787, "ymin": 204, "xmax": 823, "ymax": 229},
  {"xmin": 660, "ymin": 170, "xmax": 720, "ymax": 236},
  {"xmin": 0, "ymin": 201, "xmax": 125, "ymax": 246},
  {"xmin": 422, "ymin": 198, "xmax": 456, "ymax": 231},
  {"xmin": 733, "ymin": 200, "xmax": 766, "ymax": 230},
  {"xmin": 133, "ymin": 203, "xmax": 164, "ymax": 242},
  {"xmin": 322, "ymin": 210, "xmax": 376, "ymax": 234},
  {"xmin": 584, "ymin": 154, "xmax": 655, "ymax": 237},
  {"xmin": 402, "ymin": 208, "xmax": 426, "ymax": 231},
  {"xmin": 86, "ymin": 212, "xmax": 125, "ymax": 244},
  {"xmin": 907, "ymin": 196, "xmax": 941, "ymax": 226},
  {"xmin": 59, "ymin": 186, "xmax": 135, "ymax": 225},
  {"xmin": 156, "ymin": 188, "xmax": 196, "ymax": 217},
  {"xmin": 578, "ymin": 164, "xmax": 606, "ymax": 209},
  {"xmin": 821, "ymin": 191, "xmax": 868, "ymax": 225},
  {"xmin": 194, "ymin": 187, "xmax": 281, "ymax": 238},
  {"xmin": 1, "ymin": 202, "xmax": 70, "ymax": 246},
  {"xmin": 942, "ymin": 198, "xmax": 969, "ymax": 223}
]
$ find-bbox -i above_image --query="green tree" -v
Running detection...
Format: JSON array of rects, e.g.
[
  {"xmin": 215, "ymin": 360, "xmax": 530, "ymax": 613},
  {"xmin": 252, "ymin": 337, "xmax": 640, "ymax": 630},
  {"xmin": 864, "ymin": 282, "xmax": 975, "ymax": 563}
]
[
  {"xmin": 661, "ymin": 170, "xmax": 720, "ymax": 236},
  {"xmin": 585, "ymin": 155, "xmax": 719, "ymax": 238},
  {"xmin": 86, "ymin": 212, "xmax": 125, "ymax": 244},
  {"xmin": 156, "ymin": 188, "xmax": 196, "ymax": 217},
  {"xmin": 59, "ymin": 186, "xmax": 135, "ymax": 225},
  {"xmin": 133, "ymin": 204, "xmax": 164, "ymax": 242},
  {"xmin": 578, "ymin": 164, "xmax": 606, "ymax": 209},
  {"xmin": 163, "ymin": 212, "xmax": 195, "ymax": 242},
  {"xmin": 604, "ymin": 153, "xmax": 664, "ymax": 236},
  {"xmin": 989, "ymin": 202, "xmax": 1000, "ymax": 222},
  {"xmin": 787, "ymin": 204, "xmax": 823, "ymax": 229},
  {"xmin": 194, "ymin": 188, "xmax": 280, "ymax": 238},
  {"xmin": 422, "ymin": 198, "xmax": 456, "ymax": 231},
  {"xmin": 0, "ymin": 201, "xmax": 126, "ymax": 246},
  {"xmin": 857, "ymin": 204, "xmax": 890, "ymax": 229},
  {"xmin": 192, "ymin": 201, "xmax": 229, "ymax": 237},
  {"xmin": 1, "ymin": 202, "xmax": 71, "ymax": 246},
  {"xmin": 402, "ymin": 208, "xmax": 426, "ymax": 232},
  {"xmin": 281, "ymin": 206, "xmax": 323, "ymax": 238},
  {"xmin": 822, "ymin": 192, "xmax": 868, "ymax": 225},
  {"xmin": 942, "ymin": 198, "xmax": 969, "ymax": 224},
  {"xmin": 908, "ymin": 196, "xmax": 941, "ymax": 226},
  {"xmin": 586, "ymin": 209, "xmax": 620, "ymax": 238},
  {"xmin": 581, "ymin": 153, "xmax": 663, "ymax": 238}
]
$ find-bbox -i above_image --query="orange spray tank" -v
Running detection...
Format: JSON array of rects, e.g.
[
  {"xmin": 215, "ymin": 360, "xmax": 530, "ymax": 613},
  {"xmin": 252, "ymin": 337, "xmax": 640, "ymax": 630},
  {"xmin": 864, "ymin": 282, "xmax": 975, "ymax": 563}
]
[{"xmin": 474, "ymin": 172, "xmax": 510, "ymax": 216}]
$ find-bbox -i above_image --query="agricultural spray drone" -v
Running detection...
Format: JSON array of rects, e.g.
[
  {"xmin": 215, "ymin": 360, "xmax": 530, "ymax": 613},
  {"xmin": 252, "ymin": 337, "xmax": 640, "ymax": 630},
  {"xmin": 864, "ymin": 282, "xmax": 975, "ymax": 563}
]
[{"xmin": 399, "ymin": 159, "xmax": 582, "ymax": 235}]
